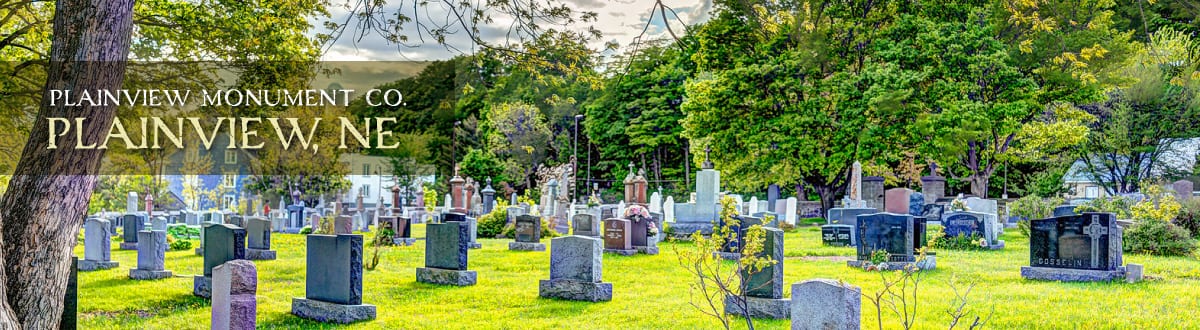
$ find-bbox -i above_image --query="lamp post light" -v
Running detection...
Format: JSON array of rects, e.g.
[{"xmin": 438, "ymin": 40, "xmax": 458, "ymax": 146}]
[
  {"xmin": 451, "ymin": 120, "xmax": 461, "ymax": 174},
  {"xmin": 574, "ymin": 114, "xmax": 583, "ymax": 203}
]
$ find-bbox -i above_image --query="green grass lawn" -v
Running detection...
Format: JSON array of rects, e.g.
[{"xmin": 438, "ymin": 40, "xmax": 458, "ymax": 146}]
[{"xmin": 75, "ymin": 225, "xmax": 1200, "ymax": 329}]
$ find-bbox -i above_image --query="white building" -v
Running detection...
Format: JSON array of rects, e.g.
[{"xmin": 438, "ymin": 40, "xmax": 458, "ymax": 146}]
[{"xmin": 339, "ymin": 153, "xmax": 435, "ymax": 208}]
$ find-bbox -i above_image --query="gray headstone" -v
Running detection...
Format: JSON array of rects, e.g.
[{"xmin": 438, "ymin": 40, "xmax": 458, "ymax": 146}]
[
  {"xmin": 767, "ymin": 184, "xmax": 780, "ymax": 212},
  {"xmin": 790, "ymin": 279, "xmax": 861, "ymax": 330},
  {"xmin": 515, "ymin": 215, "xmax": 542, "ymax": 243},
  {"xmin": 1053, "ymin": 205, "xmax": 1077, "ymax": 217},
  {"xmin": 151, "ymin": 217, "xmax": 168, "ymax": 231},
  {"xmin": 84, "ymin": 218, "xmax": 111, "ymax": 262},
  {"xmin": 1029, "ymin": 213, "xmax": 1122, "ymax": 271},
  {"xmin": 549, "ymin": 236, "xmax": 602, "ymax": 282},
  {"xmin": 203, "ymin": 224, "xmax": 247, "ymax": 276},
  {"xmin": 908, "ymin": 192, "xmax": 925, "ymax": 216},
  {"xmin": 305, "ymin": 234, "xmax": 364, "ymax": 305},
  {"xmin": 826, "ymin": 208, "xmax": 875, "ymax": 245},
  {"xmin": 741, "ymin": 227, "xmax": 784, "ymax": 299},
  {"xmin": 123, "ymin": 214, "xmax": 144, "ymax": 243},
  {"xmin": 212, "ymin": 260, "xmax": 257, "ymax": 330},
  {"xmin": 571, "ymin": 214, "xmax": 598, "ymax": 236},
  {"xmin": 136, "ymin": 230, "xmax": 167, "ymax": 271},
  {"xmin": 425, "ymin": 222, "xmax": 469, "ymax": 270},
  {"xmin": 245, "ymin": 217, "xmax": 271, "ymax": 250}
]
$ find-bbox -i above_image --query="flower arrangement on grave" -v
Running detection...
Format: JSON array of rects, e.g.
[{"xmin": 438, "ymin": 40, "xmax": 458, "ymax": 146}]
[
  {"xmin": 586, "ymin": 195, "xmax": 601, "ymax": 208},
  {"xmin": 949, "ymin": 198, "xmax": 970, "ymax": 212},
  {"xmin": 622, "ymin": 204, "xmax": 658, "ymax": 237}
]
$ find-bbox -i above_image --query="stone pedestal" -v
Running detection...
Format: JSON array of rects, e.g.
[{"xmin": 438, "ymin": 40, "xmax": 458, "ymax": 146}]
[
  {"xmin": 723, "ymin": 295, "xmax": 790, "ymax": 319},
  {"xmin": 129, "ymin": 268, "xmax": 173, "ymax": 280},
  {"xmin": 1020, "ymin": 266, "xmax": 1126, "ymax": 282},
  {"xmin": 291, "ymin": 297, "xmax": 376, "ymax": 324},
  {"xmin": 245, "ymin": 248, "xmax": 277, "ymax": 260},
  {"xmin": 79, "ymin": 260, "xmax": 119, "ymax": 271},
  {"xmin": 538, "ymin": 279, "xmax": 612, "ymax": 302},
  {"xmin": 415, "ymin": 267, "xmax": 477, "ymax": 286},
  {"xmin": 194, "ymin": 275, "xmax": 213, "ymax": 298},
  {"xmin": 508, "ymin": 242, "xmax": 546, "ymax": 251},
  {"xmin": 603, "ymin": 249, "xmax": 636, "ymax": 256},
  {"xmin": 635, "ymin": 246, "xmax": 659, "ymax": 255}
]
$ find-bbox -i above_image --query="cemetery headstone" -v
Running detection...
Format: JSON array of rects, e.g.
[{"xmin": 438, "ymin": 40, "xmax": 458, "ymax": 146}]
[
  {"xmin": 120, "ymin": 214, "xmax": 144, "ymax": 250},
  {"xmin": 884, "ymin": 188, "xmax": 912, "ymax": 214},
  {"xmin": 443, "ymin": 212, "xmax": 481, "ymax": 249},
  {"xmin": 129, "ymin": 230, "xmax": 173, "ymax": 280},
  {"xmin": 1021, "ymin": 213, "xmax": 1125, "ymax": 281},
  {"xmin": 848, "ymin": 213, "xmax": 934, "ymax": 270},
  {"xmin": 821, "ymin": 224, "xmax": 853, "ymax": 247},
  {"xmin": 790, "ymin": 279, "xmax": 861, "ymax": 330},
  {"xmin": 748, "ymin": 196, "xmax": 760, "ymax": 215},
  {"xmin": 1053, "ymin": 204, "xmax": 1077, "ymax": 217},
  {"xmin": 908, "ymin": 192, "xmax": 925, "ymax": 216},
  {"xmin": 416, "ymin": 222, "xmax": 478, "ymax": 286},
  {"xmin": 603, "ymin": 218, "xmax": 635, "ymax": 256},
  {"xmin": 538, "ymin": 236, "xmax": 612, "ymax": 302},
  {"xmin": 767, "ymin": 184, "xmax": 780, "ymax": 212},
  {"xmin": 244, "ymin": 217, "xmax": 276, "ymax": 260},
  {"xmin": 212, "ymin": 260, "xmax": 257, "ymax": 330},
  {"xmin": 672, "ymin": 151, "xmax": 721, "ymax": 235},
  {"xmin": 1173, "ymin": 180, "xmax": 1194, "ymax": 201},
  {"xmin": 725, "ymin": 227, "xmax": 789, "ymax": 319},
  {"xmin": 942, "ymin": 212, "xmax": 1004, "ymax": 249},
  {"xmin": 825, "ymin": 207, "xmax": 875, "ymax": 245},
  {"xmin": 126, "ymin": 191, "xmax": 138, "ymax": 213},
  {"xmin": 663, "ymin": 197, "xmax": 675, "ymax": 222},
  {"xmin": 80, "ymin": 218, "xmax": 119, "ymax": 271},
  {"xmin": 862, "ymin": 176, "xmax": 885, "ymax": 210},
  {"xmin": 628, "ymin": 215, "xmax": 659, "ymax": 255},
  {"xmin": 291, "ymin": 234, "xmax": 376, "ymax": 323},
  {"xmin": 195, "ymin": 224, "xmax": 246, "ymax": 298},
  {"xmin": 784, "ymin": 197, "xmax": 798, "ymax": 225},
  {"xmin": 571, "ymin": 213, "xmax": 599, "ymax": 237},
  {"xmin": 510, "ymin": 215, "xmax": 546, "ymax": 251}
]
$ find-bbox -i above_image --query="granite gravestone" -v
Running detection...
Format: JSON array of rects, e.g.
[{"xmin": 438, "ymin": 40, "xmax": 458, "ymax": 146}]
[
  {"xmin": 212, "ymin": 260, "xmax": 257, "ymax": 330},
  {"xmin": 538, "ymin": 236, "xmax": 612, "ymax": 302},
  {"xmin": 81, "ymin": 218, "xmax": 119, "ymax": 271},
  {"xmin": 922, "ymin": 203, "xmax": 946, "ymax": 223},
  {"xmin": 1053, "ymin": 205, "xmax": 1078, "ymax": 217},
  {"xmin": 790, "ymin": 279, "xmax": 861, "ymax": 330},
  {"xmin": 628, "ymin": 217, "xmax": 659, "ymax": 255},
  {"xmin": 245, "ymin": 217, "xmax": 276, "ymax": 260},
  {"xmin": 443, "ymin": 212, "xmax": 481, "ymax": 249},
  {"xmin": 510, "ymin": 215, "xmax": 546, "ymax": 251},
  {"xmin": 821, "ymin": 224, "xmax": 853, "ymax": 247},
  {"xmin": 417, "ymin": 222, "xmax": 477, "ymax": 286},
  {"xmin": 291, "ymin": 234, "xmax": 376, "ymax": 323},
  {"xmin": 725, "ymin": 227, "xmax": 789, "ymax": 319},
  {"xmin": 884, "ymin": 188, "xmax": 912, "ymax": 214},
  {"xmin": 672, "ymin": 160, "xmax": 721, "ymax": 235},
  {"xmin": 825, "ymin": 208, "xmax": 875, "ymax": 245},
  {"xmin": 120, "ymin": 214, "xmax": 144, "ymax": 250},
  {"xmin": 1021, "ymin": 213, "xmax": 1125, "ymax": 281},
  {"xmin": 862, "ymin": 176, "xmax": 885, "ymax": 210},
  {"xmin": 716, "ymin": 215, "xmax": 765, "ymax": 260},
  {"xmin": 848, "ymin": 213, "xmax": 934, "ymax": 270},
  {"xmin": 195, "ymin": 224, "xmax": 247, "ymax": 298},
  {"xmin": 942, "ymin": 212, "xmax": 986, "ymax": 240},
  {"xmin": 571, "ymin": 213, "xmax": 599, "ymax": 237},
  {"xmin": 129, "ymin": 230, "xmax": 173, "ymax": 280},
  {"xmin": 603, "ymin": 218, "xmax": 635, "ymax": 256},
  {"xmin": 908, "ymin": 192, "xmax": 925, "ymax": 216}
]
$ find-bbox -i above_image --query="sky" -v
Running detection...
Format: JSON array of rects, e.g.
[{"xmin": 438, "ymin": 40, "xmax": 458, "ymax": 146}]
[{"xmin": 317, "ymin": 0, "xmax": 714, "ymax": 61}]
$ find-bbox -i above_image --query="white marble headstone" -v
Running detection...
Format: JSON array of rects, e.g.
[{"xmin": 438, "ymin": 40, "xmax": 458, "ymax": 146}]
[
  {"xmin": 748, "ymin": 197, "xmax": 760, "ymax": 215},
  {"xmin": 663, "ymin": 197, "xmax": 675, "ymax": 222},
  {"xmin": 649, "ymin": 192, "xmax": 663, "ymax": 213},
  {"xmin": 784, "ymin": 197, "xmax": 798, "ymax": 224}
]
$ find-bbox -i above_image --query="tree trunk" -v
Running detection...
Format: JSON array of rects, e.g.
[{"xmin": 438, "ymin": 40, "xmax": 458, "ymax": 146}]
[
  {"xmin": 0, "ymin": 0, "xmax": 136, "ymax": 327},
  {"xmin": 969, "ymin": 175, "xmax": 989, "ymax": 198},
  {"xmin": 814, "ymin": 184, "xmax": 838, "ymax": 218}
]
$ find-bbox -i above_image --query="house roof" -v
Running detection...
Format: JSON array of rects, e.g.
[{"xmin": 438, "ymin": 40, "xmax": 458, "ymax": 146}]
[{"xmin": 1063, "ymin": 138, "xmax": 1199, "ymax": 184}]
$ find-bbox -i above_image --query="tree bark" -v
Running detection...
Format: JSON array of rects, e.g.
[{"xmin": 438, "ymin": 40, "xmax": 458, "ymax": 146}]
[{"xmin": 0, "ymin": 0, "xmax": 135, "ymax": 327}]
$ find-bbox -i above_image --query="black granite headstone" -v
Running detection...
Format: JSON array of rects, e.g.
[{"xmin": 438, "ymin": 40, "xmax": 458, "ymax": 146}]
[
  {"xmin": 443, "ymin": 212, "xmax": 467, "ymax": 223},
  {"xmin": 1053, "ymin": 205, "xmax": 1077, "ymax": 217},
  {"xmin": 425, "ymin": 222, "xmax": 469, "ymax": 270},
  {"xmin": 921, "ymin": 204, "xmax": 945, "ymax": 222},
  {"xmin": 246, "ymin": 217, "xmax": 271, "ymax": 250},
  {"xmin": 203, "ymin": 224, "xmax": 246, "ymax": 276},
  {"xmin": 306, "ymin": 234, "xmax": 364, "ymax": 305},
  {"xmin": 122, "ymin": 214, "xmax": 144, "ymax": 243},
  {"xmin": 855, "ymin": 213, "xmax": 915, "ymax": 262},
  {"xmin": 740, "ymin": 227, "xmax": 783, "ymax": 299},
  {"xmin": 1029, "ymin": 213, "xmax": 1121, "ymax": 271},
  {"xmin": 821, "ymin": 225, "xmax": 853, "ymax": 246},
  {"xmin": 61, "ymin": 256, "xmax": 77, "ymax": 330},
  {"xmin": 719, "ymin": 215, "xmax": 764, "ymax": 253},
  {"xmin": 943, "ymin": 212, "xmax": 985, "ymax": 239}
]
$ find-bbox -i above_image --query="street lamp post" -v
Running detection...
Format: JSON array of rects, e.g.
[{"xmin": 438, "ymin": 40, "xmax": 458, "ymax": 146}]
[{"xmin": 451, "ymin": 120, "xmax": 461, "ymax": 173}]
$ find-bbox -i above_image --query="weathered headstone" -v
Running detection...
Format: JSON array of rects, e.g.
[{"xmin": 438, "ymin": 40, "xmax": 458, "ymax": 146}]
[
  {"xmin": 748, "ymin": 196, "xmax": 760, "ymax": 215},
  {"xmin": 129, "ymin": 230, "xmax": 173, "ymax": 280},
  {"xmin": 862, "ymin": 176, "xmax": 885, "ymax": 210},
  {"xmin": 783, "ymin": 197, "xmax": 798, "ymax": 225},
  {"xmin": 120, "ymin": 214, "xmax": 144, "ymax": 250},
  {"xmin": 212, "ymin": 260, "xmax": 257, "ymax": 330},
  {"xmin": 151, "ymin": 216, "xmax": 168, "ymax": 231},
  {"xmin": 663, "ymin": 197, "xmax": 675, "ymax": 222},
  {"xmin": 539, "ymin": 236, "xmax": 612, "ymax": 302},
  {"xmin": 821, "ymin": 224, "xmax": 853, "ymax": 247},
  {"xmin": 510, "ymin": 215, "xmax": 546, "ymax": 251},
  {"xmin": 672, "ymin": 155, "xmax": 721, "ymax": 235},
  {"xmin": 80, "ymin": 218, "xmax": 119, "ymax": 271},
  {"xmin": 648, "ymin": 191, "xmax": 663, "ymax": 214},
  {"xmin": 603, "ymin": 218, "xmax": 635, "ymax": 255},
  {"xmin": 725, "ymin": 227, "xmax": 788, "ymax": 319},
  {"xmin": 291, "ymin": 234, "xmax": 376, "ymax": 323},
  {"xmin": 195, "ymin": 224, "xmax": 247, "ymax": 298},
  {"xmin": 126, "ymin": 191, "xmax": 139, "ymax": 213},
  {"xmin": 908, "ymin": 192, "xmax": 925, "ymax": 216},
  {"xmin": 571, "ymin": 213, "xmax": 599, "ymax": 237},
  {"xmin": 245, "ymin": 217, "xmax": 276, "ymax": 260},
  {"xmin": 417, "ymin": 222, "xmax": 478, "ymax": 286},
  {"xmin": 790, "ymin": 279, "xmax": 861, "ymax": 330},
  {"xmin": 1021, "ymin": 213, "xmax": 1125, "ymax": 281}
]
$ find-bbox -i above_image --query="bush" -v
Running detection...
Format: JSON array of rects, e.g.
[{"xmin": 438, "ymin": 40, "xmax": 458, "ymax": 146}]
[
  {"xmin": 1009, "ymin": 196, "xmax": 1064, "ymax": 237},
  {"xmin": 1174, "ymin": 199, "xmax": 1200, "ymax": 238},
  {"xmin": 1076, "ymin": 196, "xmax": 1135, "ymax": 219},
  {"xmin": 299, "ymin": 226, "xmax": 313, "ymax": 235},
  {"xmin": 779, "ymin": 222, "xmax": 797, "ymax": 233},
  {"xmin": 477, "ymin": 201, "xmax": 510, "ymax": 238},
  {"xmin": 932, "ymin": 232, "xmax": 989, "ymax": 251},
  {"xmin": 167, "ymin": 237, "xmax": 192, "ymax": 251},
  {"xmin": 1124, "ymin": 219, "xmax": 1198, "ymax": 256}
]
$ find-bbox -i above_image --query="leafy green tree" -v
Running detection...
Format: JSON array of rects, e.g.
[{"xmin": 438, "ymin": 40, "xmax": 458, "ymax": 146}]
[
  {"xmin": 483, "ymin": 102, "xmax": 551, "ymax": 190},
  {"xmin": 459, "ymin": 148, "xmax": 507, "ymax": 185}
]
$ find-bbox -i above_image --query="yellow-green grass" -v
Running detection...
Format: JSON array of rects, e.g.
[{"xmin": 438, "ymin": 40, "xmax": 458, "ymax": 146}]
[{"xmin": 75, "ymin": 225, "xmax": 1200, "ymax": 329}]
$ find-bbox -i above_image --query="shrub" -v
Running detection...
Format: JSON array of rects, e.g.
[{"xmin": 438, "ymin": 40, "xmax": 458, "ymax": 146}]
[
  {"xmin": 299, "ymin": 226, "xmax": 313, "ymax": 235},
  {"xmin": 933, "ymin": 232, "xmax": 988, "ymax": 251},
  {"xmin": 1174, "ymin": 199, "xmax": 1200, "ymax": 238},
  {"xmin": 1008, "ymin": 196, "xmax": 1063, "ymax": 237},
  {"xmin": 1124, "ymin": 219, "xmax": 1198, "ymax": 256},
  {"xmin": 477, "ymin": 200, "xmax": 510, "ymax": 238},
  {"xmin": 1130, "ymin": 184, "xmax": 1182, "ymax": 222},
  {"xmin": 1076, "ymin": 196, "xmax": 1135, "ymax": 219},
  {"xmin": 167, "ymin": 237, "xmax": 192, "ymax": 251},
  {"xmin": 779, "ymin": 222, "xmax": 797, "ymax": 233}
]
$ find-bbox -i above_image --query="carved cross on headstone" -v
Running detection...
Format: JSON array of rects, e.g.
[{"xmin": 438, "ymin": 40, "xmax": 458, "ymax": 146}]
[
  {"xmin": 628, "ymin": 162, "xmax": 635, "ymax": 176},
  {"xmin": 702, "ymin": 146, "xmax": 713, "ymax": 169},
  {"xmin": 1084, "ymin": 215, "xmax": 1108, "ymax": 269},
  {"xmin": 929, "ymin": 162, "xmax": 940, "ymax": 177}
]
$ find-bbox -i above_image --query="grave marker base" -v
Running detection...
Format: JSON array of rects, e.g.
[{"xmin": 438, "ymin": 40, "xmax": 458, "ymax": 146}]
[
  {"xmin": 119, "ymin": 242, "xmax": 138, "ymax": 250},
  {"xmin": 846, "ymin": 257, "xmax": 936, "ymax": 271},
  {"xmin": 393, "ymin": 238, "xmax": 417, "ymax": 246},
  {"xmin": 603, "ymin": 249, "xmax": 637, "ymax": 256},
  {"xmin": 723, "ymin": 295, "xmax": 790, "ymax": 319},
  {"xmin": 245, "ymin": 249, "xmax": 277, "ymax": 260},
  {"xmin": 416, "ymin": 267, "xmax": 477, "ymax": 286},
  {"xmin": 291, "ymin": 297, "xmax": 376, "ymax": 324},
  {"xmin": 635, "ymin": 246, "xmax": 658, "ymax": 255},
  {"xmin": 1020, "ymin": 266, "xmax": 1126, "ymax": 282},
  {"xmin": 78, "ymin": 260, "xmax": 119, "ymax": 271},
  {"xmin": 508, "ymin": 242, "xmax": 546, "ymax": 251},
  {"xmin": 468, "ymin": 242, "xmax": 482, "ymax": 249},
  {"xmin": 538, "ymin": 279, "xmax": 612, "ymax": 302},
  {"xmin": 193, "ymin": 275, "xmax": 213, "ymax": 298},
  {"xmin": 988, "ymin": 241, "xmax": 1005, "ymax": 250},
  {"xmin": 128, "ymin": 269, "xmax": 173, "ymax": 280}
]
